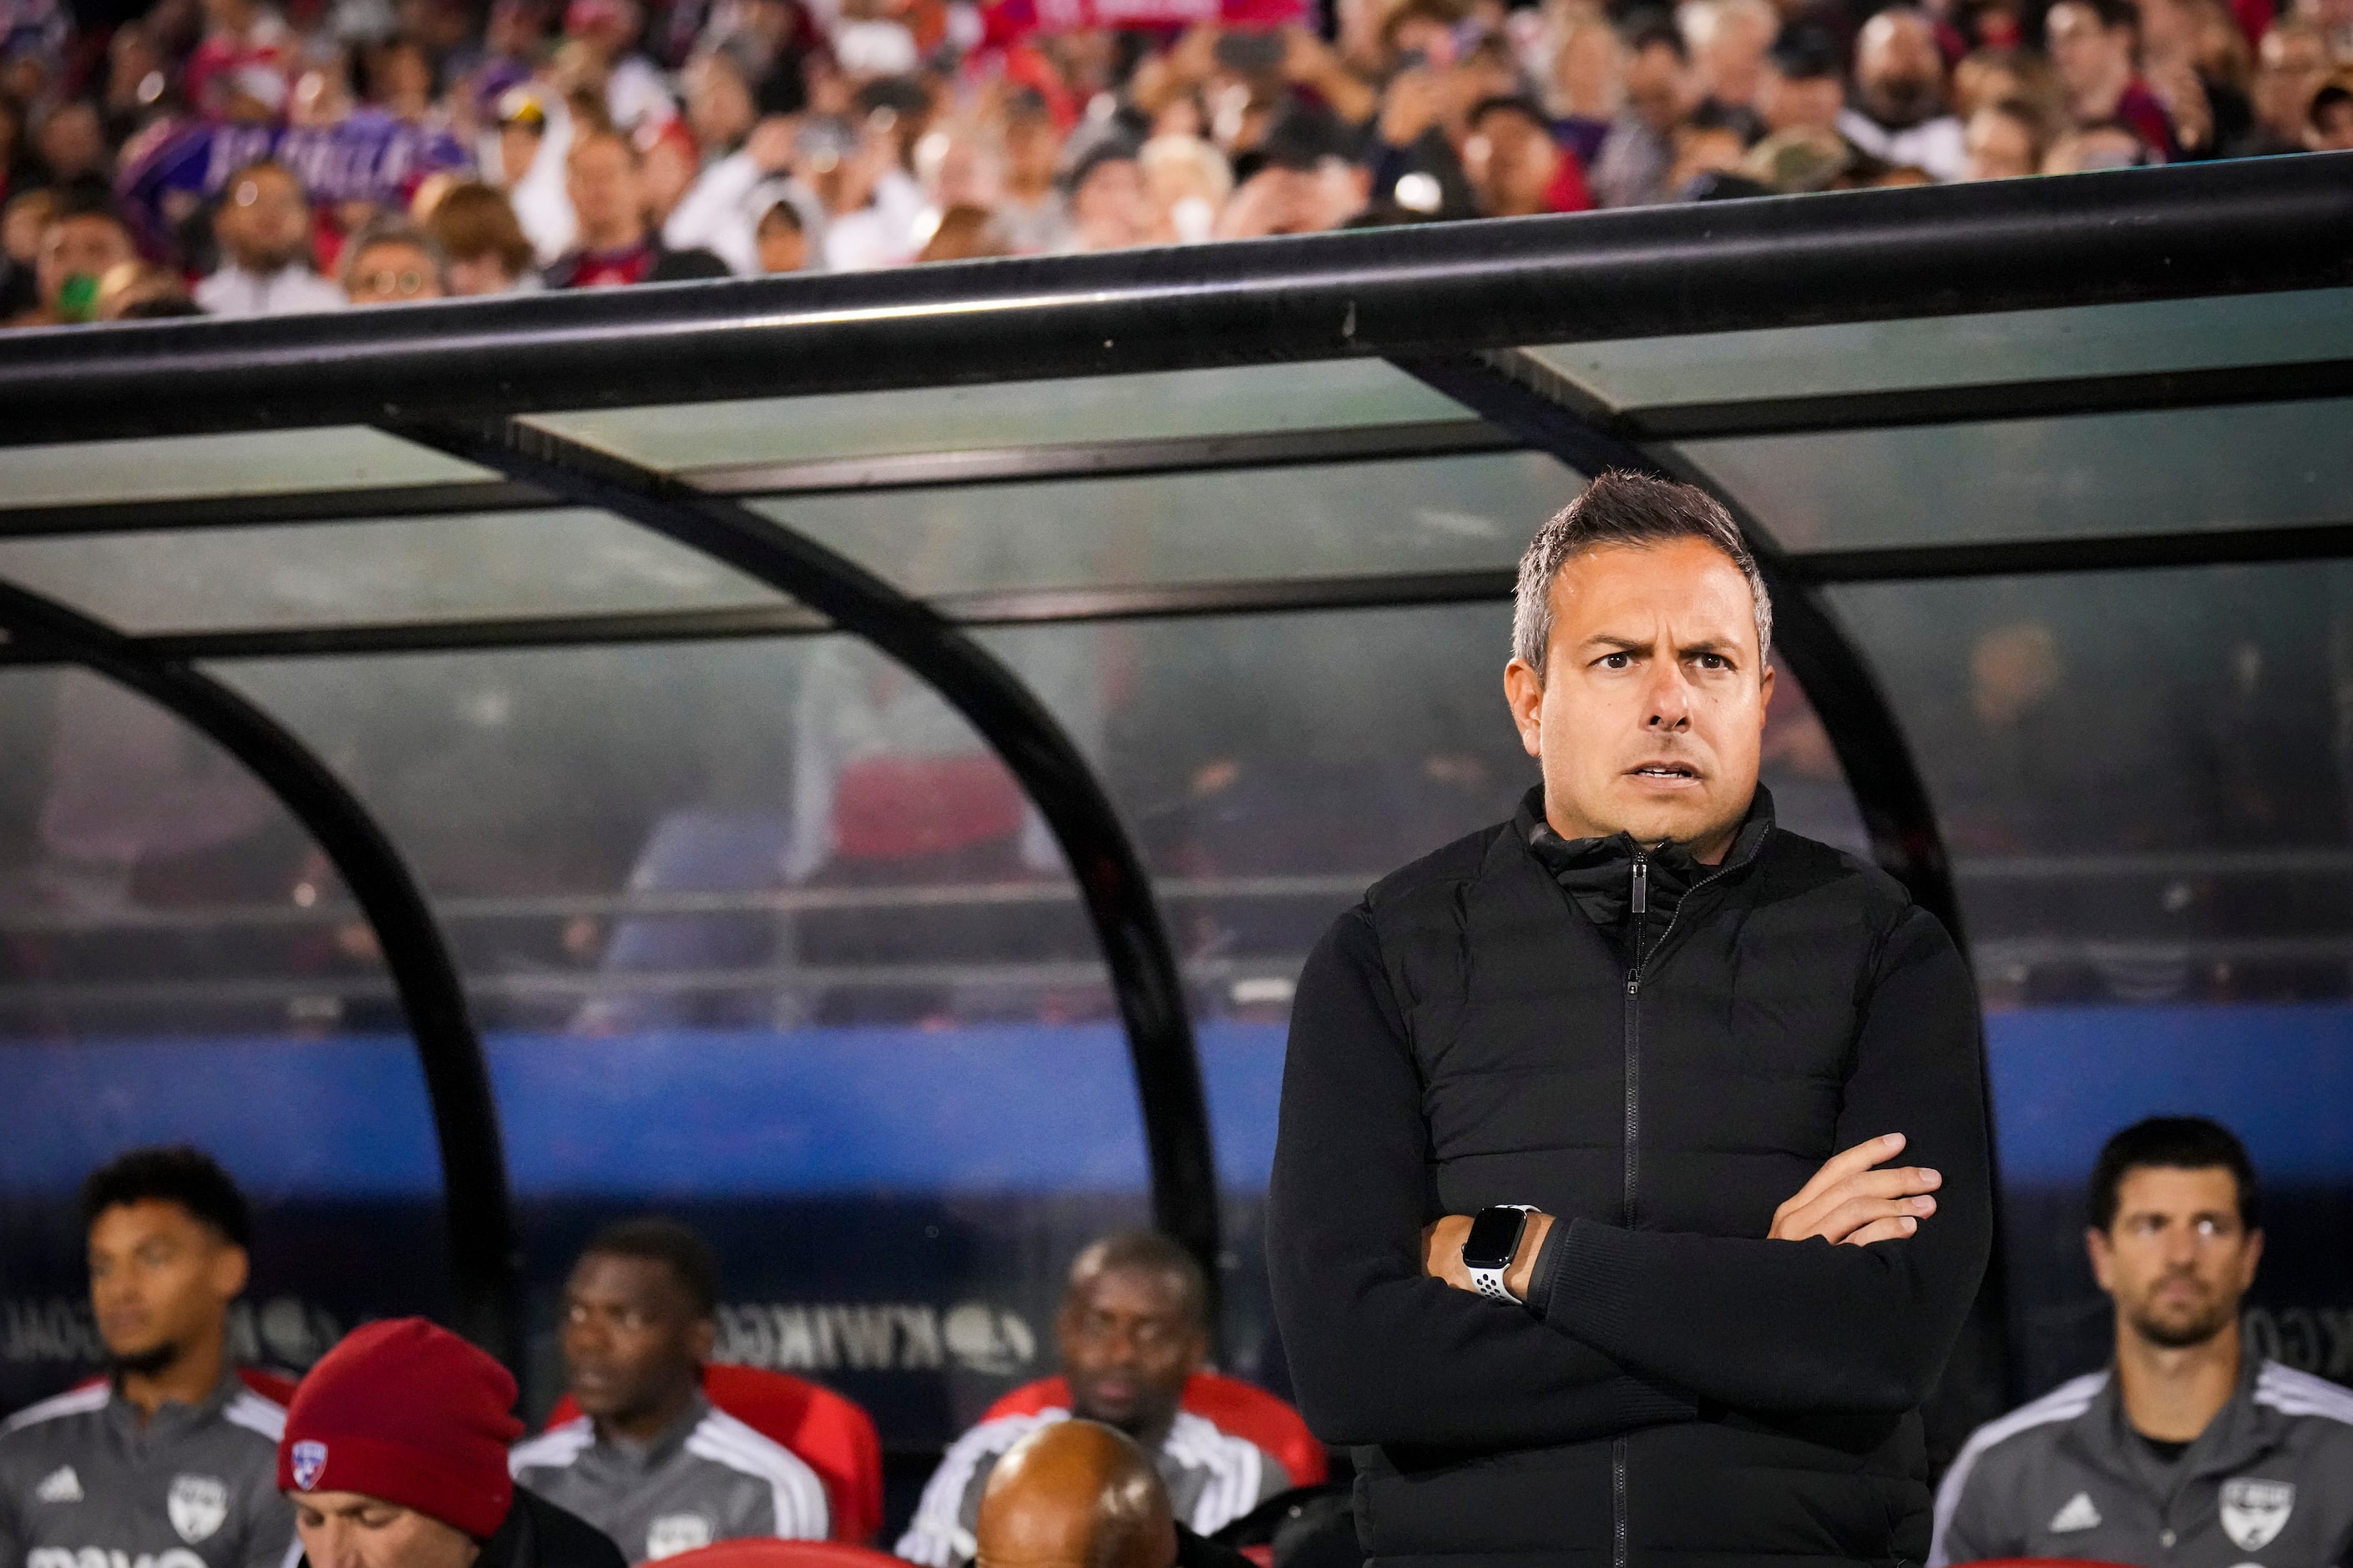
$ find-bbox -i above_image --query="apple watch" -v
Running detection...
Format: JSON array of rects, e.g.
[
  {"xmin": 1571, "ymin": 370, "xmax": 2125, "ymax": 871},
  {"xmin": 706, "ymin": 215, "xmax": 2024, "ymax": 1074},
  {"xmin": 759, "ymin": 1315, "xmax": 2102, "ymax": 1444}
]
[{"xmin": 1461, "ymin": 1204, "xmax": 1537, "ymax": 1302}]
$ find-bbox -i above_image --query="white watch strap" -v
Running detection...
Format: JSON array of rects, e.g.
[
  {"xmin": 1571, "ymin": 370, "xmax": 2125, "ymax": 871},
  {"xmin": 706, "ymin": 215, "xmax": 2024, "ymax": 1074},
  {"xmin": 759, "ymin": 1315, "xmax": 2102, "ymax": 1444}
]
[{"xmin": 1466, "ymin": 1204, "xmax": 1537, "ymax": 1302}]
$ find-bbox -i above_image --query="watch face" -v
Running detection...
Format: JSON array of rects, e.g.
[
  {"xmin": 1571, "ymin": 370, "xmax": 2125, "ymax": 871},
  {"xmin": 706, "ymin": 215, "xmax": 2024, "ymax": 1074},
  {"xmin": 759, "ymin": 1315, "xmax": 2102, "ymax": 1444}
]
[{"xmin": 1461, "ymin": 1206, "xmax": 1527, "ymax": 1271}]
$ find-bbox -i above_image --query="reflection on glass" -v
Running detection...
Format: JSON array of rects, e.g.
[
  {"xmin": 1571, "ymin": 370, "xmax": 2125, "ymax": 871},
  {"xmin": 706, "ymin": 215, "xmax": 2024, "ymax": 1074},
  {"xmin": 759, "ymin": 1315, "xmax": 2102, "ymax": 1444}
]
[
  {"xmin": 760, "ymin": 452, "xmax": 1580, "ymax": 597},
  {"xmin": 0, "ymin": 512, "xmax": 788, "ymax": 633},
  {"xmin": 524, "ymin": 361, "xmax": 1478, "ymax": 473},
  {"xmin": 0, "ymin": 427, "xmax": 490, "ymax": 510},
  {"xmin": 0, "ymin": 669, "xmax": 451, "ymax": 1413},
  {"xmin": 1676, "ymin": 399, "xmax": 2353, "ymax": 553},
  {"xmin": 1529, "ymin": 287, "xmax": 2353, "ymax": 412},
  {"xmin": 1834, "ymin": 563, "xmax": 2353, "ymax": 1008},
  {"xmin": 219, "ymin": 639, "xmax": 1111, "ymax": 1034}
]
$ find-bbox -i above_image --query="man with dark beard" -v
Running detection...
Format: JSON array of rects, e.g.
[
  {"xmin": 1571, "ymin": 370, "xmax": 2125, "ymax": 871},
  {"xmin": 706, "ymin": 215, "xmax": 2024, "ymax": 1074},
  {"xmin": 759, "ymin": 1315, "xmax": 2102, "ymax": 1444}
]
[
  {"xmin": 1932, "ymin": 1118, "xmax": 2353, "ymax": 1565},
  {"xmin": 898, "ymin": 1233, "xmax": 1293, "ymax": 1568},
  {"xmin": 1837, "ymin": 8, "xmax": 1967, "ymax": 180},
  {"xmin": 0, "ymin": 1147, "xmax": 295, "ymax": 1568}
]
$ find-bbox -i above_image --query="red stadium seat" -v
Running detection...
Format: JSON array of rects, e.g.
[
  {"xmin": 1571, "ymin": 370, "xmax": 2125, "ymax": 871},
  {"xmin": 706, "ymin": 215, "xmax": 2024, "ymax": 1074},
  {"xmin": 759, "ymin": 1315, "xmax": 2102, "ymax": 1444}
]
[
  {"xmin": 981, "ymin": 1374, "xmax": 1328, "ymax": 1488},
  {"xmin": 657, "ymin": 1540, "xmax": 906, "ymax": 1568},
  {"xmin": 544, "ymin": 1364, "xmax": 883, "ymax": 1545}
]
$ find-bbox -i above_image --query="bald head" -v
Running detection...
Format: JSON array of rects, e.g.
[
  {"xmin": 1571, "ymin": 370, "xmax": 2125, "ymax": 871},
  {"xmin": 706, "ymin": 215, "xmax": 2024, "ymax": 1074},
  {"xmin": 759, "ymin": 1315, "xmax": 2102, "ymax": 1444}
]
[{"xmin": 976, "ymin": 1420, "xmax": 1178, "ymax": 1568}]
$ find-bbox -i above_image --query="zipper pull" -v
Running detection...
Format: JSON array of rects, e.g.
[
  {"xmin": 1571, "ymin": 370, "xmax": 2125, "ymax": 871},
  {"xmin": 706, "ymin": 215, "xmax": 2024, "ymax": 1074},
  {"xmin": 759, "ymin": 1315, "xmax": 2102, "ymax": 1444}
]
[
  {"xmin": 1627, "ymin": 976, "xmax": 1639, "ymax": 995},
  {"xmin": 1631, "ymin": 856, "xmax": 1648, "ymax": 916}
]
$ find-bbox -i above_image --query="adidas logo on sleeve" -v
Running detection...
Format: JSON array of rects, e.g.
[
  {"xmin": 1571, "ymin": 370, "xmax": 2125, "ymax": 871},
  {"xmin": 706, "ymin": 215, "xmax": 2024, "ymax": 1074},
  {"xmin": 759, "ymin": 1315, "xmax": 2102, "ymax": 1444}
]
[{"xmin": 35, "ymin": 1467, "xmax": 84, "ymax": 1504}]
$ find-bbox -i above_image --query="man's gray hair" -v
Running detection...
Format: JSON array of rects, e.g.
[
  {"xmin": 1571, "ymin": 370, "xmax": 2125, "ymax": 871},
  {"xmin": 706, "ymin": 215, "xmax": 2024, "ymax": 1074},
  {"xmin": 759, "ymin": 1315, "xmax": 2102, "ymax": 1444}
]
[{"xmin": 1511, "ymin": 470, "xmax": 1773, "ymax": 676}]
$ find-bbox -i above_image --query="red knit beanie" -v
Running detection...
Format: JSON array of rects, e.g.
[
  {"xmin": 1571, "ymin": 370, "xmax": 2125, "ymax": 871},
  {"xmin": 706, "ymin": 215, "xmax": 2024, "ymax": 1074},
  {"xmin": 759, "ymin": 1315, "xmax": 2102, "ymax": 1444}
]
[{"xmin": 278, "ymin": 1318, "xmax": 524, "ymax": 1539}]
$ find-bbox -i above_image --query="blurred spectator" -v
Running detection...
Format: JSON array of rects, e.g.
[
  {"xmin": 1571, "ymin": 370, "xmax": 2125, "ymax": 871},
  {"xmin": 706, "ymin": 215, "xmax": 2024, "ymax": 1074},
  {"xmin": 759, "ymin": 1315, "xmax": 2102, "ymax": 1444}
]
[
  {"xmin": 2042, "ymin": 115, "xmax": 2156, "ymax": 166},
  {"xmin": 282, "ymin": 1318, "xmax": 625, "ymax": 1568},
  {"xmin": 0, "ymin": 187, "xmax": 52, "ymax": 317},
  {"xmin": 1754, "ymin": 28, "xmax": 1846, "ymax": 134},
  {"xmin": 425, "ymin": 180, "xmax": 545, "ymax": 292},
  {"xmin": 1839, "ymin": 8, "xmax": 1968, "ymax": 180},
  {"xmin": 1961, "ymin": 93, "xmax": 2052, "ymax": 175},
  {"xmin": 12, "ymin": 186, "xmax": 134, "ymax": 326},
  {"xmin": 2312, "ymin": 80, "xmax": 2353, "ymax": 146},
  {"xmin": 1065, "ymin": 138, "xmax": 1157, "ymax": 250},
  {"xmin": 195, "ymin": 159, "xmax": 347, "ymax": 316},
  {"xmin": 755, "ymin": 190, "xmax": 812, "ymax": 267},
  {"xmin": 1462, "ymin": 95, "xmax": 1593, "ymax": 215},
  {"xmin": 2247, "ymin": 18, "xmax": 2333, "ymax": 150},
  {"xmin": 95, "ymin": 256, "xmax": 198, "ymax": 316},
  {"xmin": 1590, "ymin": 16, "xmax": 1695, "ymax": 206},
  {"xmin": 33, "ymin": 99, "xmax": 109, "ymax": 186},
  {"xmin": 2138, "ymin": 0, "xmax": 2253, "ymax": 154},
  {"xmin": 2045, "ymin": 0, "xmax": 2179, "ymax": 155},
  {"xmin": 917, "ymin": 200, "xmax": 1010, "ymax": 260},
  {"xmin": 1679, "ymin": 0, "xmax": 1776, "ymax": 129},
  {"xmin": 1543, "ymin": 5, "xmax": 1627, "ymax": 162},
  {"xmin": 341, "ymin": 215, "xmax": 448, "ymax": 302},
  {"xmin": 511, "ymin": 1218, "xmax": 830, "ymax": 1560},
  {"xmin": 544, "ymin": 124, "xmax": 728, "ymax": 285},
  {"xmin": 898, "ymin": 1232, "xmax": 1295, "ymax": 1568}
]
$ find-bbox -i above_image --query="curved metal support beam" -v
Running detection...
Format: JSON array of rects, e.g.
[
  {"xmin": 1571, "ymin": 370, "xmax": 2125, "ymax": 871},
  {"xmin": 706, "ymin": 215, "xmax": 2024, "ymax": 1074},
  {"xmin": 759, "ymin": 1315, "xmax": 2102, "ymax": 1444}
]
[
  {"xmin": 0, "ymin": 578, "xmax": 521, "ymax": 1368},
  {"xmin": 387, "ymin": 417, "xmax": 1226, "ymax": 1310}
]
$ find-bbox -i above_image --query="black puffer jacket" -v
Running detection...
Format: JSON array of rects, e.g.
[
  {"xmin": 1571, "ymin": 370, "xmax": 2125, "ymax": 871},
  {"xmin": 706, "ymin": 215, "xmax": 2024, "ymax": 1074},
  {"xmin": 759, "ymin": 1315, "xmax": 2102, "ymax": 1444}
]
[{"xmin": 1268, "ymin": 787, "xmax": 1991, "ymax": 1568}]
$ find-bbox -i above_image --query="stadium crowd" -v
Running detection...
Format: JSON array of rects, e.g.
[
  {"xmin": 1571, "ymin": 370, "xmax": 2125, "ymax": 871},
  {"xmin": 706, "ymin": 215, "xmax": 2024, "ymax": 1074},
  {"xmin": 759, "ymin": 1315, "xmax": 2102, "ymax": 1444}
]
[{"xmin": 1, "ymin": 0, "xmax": 2350, "ymax": 325}]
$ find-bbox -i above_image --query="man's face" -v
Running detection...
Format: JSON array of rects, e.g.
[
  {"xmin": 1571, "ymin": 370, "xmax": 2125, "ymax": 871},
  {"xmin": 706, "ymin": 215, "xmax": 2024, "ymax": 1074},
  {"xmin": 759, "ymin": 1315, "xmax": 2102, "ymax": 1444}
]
[
  {"xmin": 2254, "ymin": 29, "xmax": 2327, "ymax": 137},
  {"xmin": 1465, "ymin": 110, "xmax": 1560, "ymax": 216},
  {"xmin": 2047, "ymin": 3, "xmax": 2128, "ymax": 98},
  {"xmin": 293, "ymin": 1493, "xmax": 483, "ymax": 1568},
  {"xmin": 1624, "ymin": 42, "xmax": 1693, "ymax": 130},
  {"xmin": 1071, "ymin": 158, "xmax": 1149, "ymax": 249},
  {"xmin": 217, "ymin": 167, "xmax": 311, "ymax": 272},
  {"xmin": 559, "ymin": 1252, "xmax": 710, "ymax": 1425},
  {"xmin": 1056, "ymin": 1266, "xmax": 1204, "ymax": 1438},
  {"xmin": 88, "ymin": 1200, "xmax": 245, "ymax": 1373},
  {"xmin": 1963, "ymin": 105, "xmax": 2038, "ymax": 178},
  {"xmin": 757, "ymin": 214, "xmax": 808, "ymax": 272},
  {"xmin": 1758, "ymin": 68, "xmax": 1844, "ymax": 133},
  {"xmin": 565, "ymin": 136, "xmax": 641, "ymax": 240},
  {"xmin": 36, "ymin": 215, "xmax": 134, "ymax": 314},
  {"xmin": 346, "ymin": 240, "xmax": 444, "ymax": 305},
  {"xmin": 1857, "ymin": 13, "xmax": 1947, "ymax": 126},
  {"xmin": 2088, "ymin": 1166, "xmax": 2261, "ymax": 1349},
  {"xmin": 37, "ymin": 102, "xmax": 106, "ymax": 180},
  {"xmin": 1505, "ymin": 538, "xmax": 1772, "ymax": 856},
  {"xmin": 686, "ymin": 57, "xmax": 755, "ymax": 149}
]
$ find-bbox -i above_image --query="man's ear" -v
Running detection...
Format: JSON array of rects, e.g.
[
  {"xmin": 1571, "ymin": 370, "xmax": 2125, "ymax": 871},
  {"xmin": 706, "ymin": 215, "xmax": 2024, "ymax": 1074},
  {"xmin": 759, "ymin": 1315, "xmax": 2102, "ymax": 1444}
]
[
  {"xmin": 2239, "ymin": 1227, "xmax": 2265, "ymax": 1291},
  {"xmin": 1504, "ymin": 659, "xmax": 1544, "ymax": 758},
  {"xmin": 2085, "ymin": 1227, "xmax": 2114, "ymax": 1294},
  {"xmin": 1758, "ymin": 660, "xmax": 1776, "ymax": 707},
  {"xmin": 211, "ymin": 1242, "xmax": 250, "ymax": 1305},
  {"xmin": 688, "ymin": 1315, "xmax": 718, "ymax": 1363}
]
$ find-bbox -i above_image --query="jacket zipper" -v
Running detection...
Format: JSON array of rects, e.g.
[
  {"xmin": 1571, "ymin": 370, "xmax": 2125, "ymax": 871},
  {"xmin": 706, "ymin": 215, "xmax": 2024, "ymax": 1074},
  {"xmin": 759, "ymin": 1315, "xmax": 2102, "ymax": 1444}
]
[{"xmin": 1617, "ymin": 847, "xmax": 1737, "ymax": 1568}]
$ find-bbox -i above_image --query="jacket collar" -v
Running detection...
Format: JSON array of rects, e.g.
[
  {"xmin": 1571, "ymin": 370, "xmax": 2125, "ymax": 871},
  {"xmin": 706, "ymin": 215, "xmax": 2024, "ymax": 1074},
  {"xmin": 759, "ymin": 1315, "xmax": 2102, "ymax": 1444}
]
[
  {"xmin": 1516, "ymin": 784, "xmax": 1777, "ymax": 938},
  {"xmin": 2063, "ymin": 1351, "xmax": 2285, "ymax": 1497}
]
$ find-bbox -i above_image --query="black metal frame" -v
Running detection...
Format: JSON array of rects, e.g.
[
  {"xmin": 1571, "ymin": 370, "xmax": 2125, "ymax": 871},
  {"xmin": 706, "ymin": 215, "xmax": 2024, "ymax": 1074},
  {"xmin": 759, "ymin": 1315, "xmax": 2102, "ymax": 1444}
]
[
  {"xmin": 0, "ymin": 579, "xmax": 519, "ymax": 1364},
  {"xmin": 387, "ymin": 416, "xmax": 1226, "ymax": 1302}
]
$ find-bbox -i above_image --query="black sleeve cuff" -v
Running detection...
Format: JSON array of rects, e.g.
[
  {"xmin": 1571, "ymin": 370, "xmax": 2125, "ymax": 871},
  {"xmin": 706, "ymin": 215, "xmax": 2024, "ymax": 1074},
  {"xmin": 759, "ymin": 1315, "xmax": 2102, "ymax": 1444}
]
[{"xmin": 1521, "ymin": 1216, "xmax": 1566, "ymax": 1313}]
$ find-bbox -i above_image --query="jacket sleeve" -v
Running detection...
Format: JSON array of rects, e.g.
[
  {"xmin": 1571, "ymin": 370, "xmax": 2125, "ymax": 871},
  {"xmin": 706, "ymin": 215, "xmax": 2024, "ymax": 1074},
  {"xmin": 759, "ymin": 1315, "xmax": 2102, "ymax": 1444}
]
[
  {"xmin": 1926, "ymin": 1437, "xmax": 2022, "ymax": 1568},
  {"xmin": 1536, "ymin": 904, "xmax": 1993, "ymax": 1415},
  {"xmin": 1268, "ymin": 907, "xmax": 1699, "ymax": 1449}
]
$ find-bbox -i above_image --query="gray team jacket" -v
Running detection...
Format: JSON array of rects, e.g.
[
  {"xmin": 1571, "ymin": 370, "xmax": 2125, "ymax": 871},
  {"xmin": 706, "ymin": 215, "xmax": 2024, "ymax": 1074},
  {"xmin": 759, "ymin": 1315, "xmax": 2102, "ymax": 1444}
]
[
  {"xmin": 1930, "ymin": 1357, "xmax": 2353, "ymax": 1567},
  {"xmin": 510, "ymin": 1393, "xmax": 827, "ymax": 1564},
  {"xmin": 0, "ymin": 1372, "xmax": 295, "ymax": 1568},
  {"xmin": 894, "ymin": 1406, "xmax": 1289, "ymax": 1568}
]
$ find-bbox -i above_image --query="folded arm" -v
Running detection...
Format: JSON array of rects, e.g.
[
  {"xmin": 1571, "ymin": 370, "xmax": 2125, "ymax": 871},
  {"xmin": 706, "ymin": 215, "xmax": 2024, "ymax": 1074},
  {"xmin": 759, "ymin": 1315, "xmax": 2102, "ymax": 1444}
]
[
  {"xmin": 1268, "ymin": 908, "xmax": 1698, "ymax": 1449},
  {"xmin": 1531, "ymin": 907, "xmax": 1992, "ymax": 1414}
]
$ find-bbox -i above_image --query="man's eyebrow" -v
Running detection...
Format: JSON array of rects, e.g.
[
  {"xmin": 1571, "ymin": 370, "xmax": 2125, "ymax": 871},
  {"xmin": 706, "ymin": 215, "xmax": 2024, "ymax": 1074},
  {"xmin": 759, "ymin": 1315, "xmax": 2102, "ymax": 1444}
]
[{"xmin": 1580, "ymin": 634, "xmax": 1652, "ymax": 652}]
